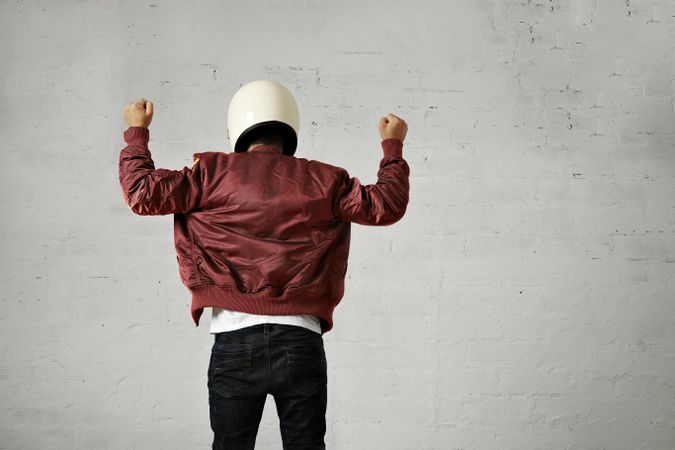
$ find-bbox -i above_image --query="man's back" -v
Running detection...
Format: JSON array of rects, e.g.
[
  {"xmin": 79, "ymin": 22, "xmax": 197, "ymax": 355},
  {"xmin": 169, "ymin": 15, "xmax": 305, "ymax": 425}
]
[
  {"xmin": 201, "ymin": 147, "xmax": 351, "ymax": 335},
  {"xmin": 172, "ymin": 139, "xmax": 409, "ymax": 334},
  {"xmin": 193, "ymin": 148, "xmax": 345, "ymax": 243}
]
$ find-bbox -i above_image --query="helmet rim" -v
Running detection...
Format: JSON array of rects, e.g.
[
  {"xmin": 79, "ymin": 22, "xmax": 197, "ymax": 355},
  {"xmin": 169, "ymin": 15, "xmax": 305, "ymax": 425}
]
[{"xmin": 234, "ymin": 120, "xmax": 298, "ymax": 156}]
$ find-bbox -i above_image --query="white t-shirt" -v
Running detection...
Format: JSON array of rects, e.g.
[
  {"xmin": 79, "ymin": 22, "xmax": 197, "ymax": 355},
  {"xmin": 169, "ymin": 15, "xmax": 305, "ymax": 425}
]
[{"xmin": 210, "ymin": 307, "xmax": 322, "ymax": 335}]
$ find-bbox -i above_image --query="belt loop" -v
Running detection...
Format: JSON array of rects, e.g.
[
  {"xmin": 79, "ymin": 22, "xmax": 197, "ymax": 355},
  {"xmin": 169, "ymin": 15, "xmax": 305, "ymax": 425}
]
[{"xmin": 264, "ymin": 323, "xmax": 270, "ymax": 335}]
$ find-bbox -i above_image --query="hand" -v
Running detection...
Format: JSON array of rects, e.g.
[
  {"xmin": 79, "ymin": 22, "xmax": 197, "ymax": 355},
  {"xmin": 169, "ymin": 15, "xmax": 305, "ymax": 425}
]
[
  {"xmin": 124, "ymin": 98, "xmax": 154, "ymax": 128},
  {"xmin": 378, "ymin": 113, "xmax": 407, "ymax": 142}
]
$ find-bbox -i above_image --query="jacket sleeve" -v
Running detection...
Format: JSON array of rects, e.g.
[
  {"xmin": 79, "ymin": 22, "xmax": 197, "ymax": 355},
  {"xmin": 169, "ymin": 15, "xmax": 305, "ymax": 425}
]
[
  {"xmin": 333, "ymin": 138, "xmax": 410, "ymax": 226},
  {"xmin": 118, "ymin": 126, "xmax": 203, "ymax": 216}
]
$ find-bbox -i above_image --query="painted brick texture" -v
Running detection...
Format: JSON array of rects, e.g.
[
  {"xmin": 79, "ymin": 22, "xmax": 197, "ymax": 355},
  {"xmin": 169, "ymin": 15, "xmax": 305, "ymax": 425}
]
[{"xmin": 1, "ymin": 1, "xmax": 674, "ymax": 449}]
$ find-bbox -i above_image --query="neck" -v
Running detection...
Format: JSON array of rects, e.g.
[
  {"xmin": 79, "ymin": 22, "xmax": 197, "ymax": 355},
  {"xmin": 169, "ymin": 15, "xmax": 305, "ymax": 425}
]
[{"xmin": 248, "ymin": 142, "xmax": 283, "ymax": 153}]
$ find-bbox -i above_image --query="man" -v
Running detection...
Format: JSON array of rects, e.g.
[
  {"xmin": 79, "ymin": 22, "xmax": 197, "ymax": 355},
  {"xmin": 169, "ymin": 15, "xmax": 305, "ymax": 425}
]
[{"xmin": 119, "ymin": 80, "xmax": 410, "ymax": 450}]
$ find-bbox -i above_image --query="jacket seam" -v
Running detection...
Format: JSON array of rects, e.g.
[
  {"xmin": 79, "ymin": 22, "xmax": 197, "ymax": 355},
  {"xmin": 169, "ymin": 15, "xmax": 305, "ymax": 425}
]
[{"xmin": 189, "ymin": 229, "xmax": 200, "ymax": 283}]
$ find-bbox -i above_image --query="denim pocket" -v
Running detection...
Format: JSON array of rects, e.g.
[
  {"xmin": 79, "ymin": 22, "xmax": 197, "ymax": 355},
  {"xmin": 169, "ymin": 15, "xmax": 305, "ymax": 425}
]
[
  {"xmin": 208, "ymin": 347, "xmax": 253, "ymax": 398},
  {"xmin": 284, "ymin": 341, "xmax": 327, "ymax": 393}
]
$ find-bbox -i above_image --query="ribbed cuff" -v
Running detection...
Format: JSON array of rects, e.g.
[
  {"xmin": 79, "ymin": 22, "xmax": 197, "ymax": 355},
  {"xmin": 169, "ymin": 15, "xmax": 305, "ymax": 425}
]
[
  {"xmin": 123, "ymin": 126, "xmax": 150, "ymax": 146},
  {"xmin": 381, "ymin": 138, "xmax": 403, "ymax": 159}
]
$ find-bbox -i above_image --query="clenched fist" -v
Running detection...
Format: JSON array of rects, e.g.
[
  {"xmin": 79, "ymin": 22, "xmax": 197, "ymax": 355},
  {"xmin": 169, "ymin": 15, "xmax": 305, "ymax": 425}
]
[
  {"xmin": 378, "ymin": 113, "xmax": 407, "ymax": 142},
  {"xmin": 123, "ymin": 98, "xmax": 154, "ymax": 128}
]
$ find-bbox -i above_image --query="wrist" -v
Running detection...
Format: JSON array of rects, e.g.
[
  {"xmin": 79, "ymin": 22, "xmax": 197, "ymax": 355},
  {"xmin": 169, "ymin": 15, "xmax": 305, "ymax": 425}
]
[
  {"xmin": 124, "ymin": 126, "xmax": 150, "ymax": 146},
  {"xmin": 381, "ymin": 138, "xmax": 403, "ymax": 159}
]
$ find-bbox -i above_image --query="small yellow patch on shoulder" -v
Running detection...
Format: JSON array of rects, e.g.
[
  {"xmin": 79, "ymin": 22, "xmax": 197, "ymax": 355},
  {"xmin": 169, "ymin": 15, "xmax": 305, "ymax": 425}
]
[{"xmin": 190, "ymin": 156, "xmax": 200, "ymax": 169}]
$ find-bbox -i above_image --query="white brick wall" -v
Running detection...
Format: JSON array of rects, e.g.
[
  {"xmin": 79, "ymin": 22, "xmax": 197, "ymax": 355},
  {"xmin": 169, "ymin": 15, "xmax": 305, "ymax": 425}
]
[{"xmin": 1, "ymin": 0, "xmax": 674, "ymax": 448}]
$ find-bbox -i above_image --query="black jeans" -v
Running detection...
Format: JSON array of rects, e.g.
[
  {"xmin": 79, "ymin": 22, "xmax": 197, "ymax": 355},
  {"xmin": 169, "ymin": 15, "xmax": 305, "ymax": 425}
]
[{"xmin": 208, "ymin": 323, "xmax": 328, "ymax": 450}]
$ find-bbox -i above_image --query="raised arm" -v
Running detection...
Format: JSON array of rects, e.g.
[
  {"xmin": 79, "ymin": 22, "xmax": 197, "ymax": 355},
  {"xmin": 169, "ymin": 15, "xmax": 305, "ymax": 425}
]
[
  {"xmin": 333, "ymin": 113, "xmax": 410, "ymax": 226},
  {"xmin": 118, "ymin": 99, "xmax": 202, "ymax": 216}
]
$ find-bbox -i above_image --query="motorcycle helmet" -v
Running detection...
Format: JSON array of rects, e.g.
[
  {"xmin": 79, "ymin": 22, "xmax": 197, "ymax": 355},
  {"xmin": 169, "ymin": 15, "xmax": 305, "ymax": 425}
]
[{"xmin": 227, "ymin": 80, "xmax": 300, "ymax": 156}]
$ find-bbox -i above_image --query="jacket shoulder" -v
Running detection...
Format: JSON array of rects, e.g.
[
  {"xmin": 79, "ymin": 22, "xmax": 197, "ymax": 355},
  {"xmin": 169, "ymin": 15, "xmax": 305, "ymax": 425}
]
[
  {"xmin": 193, "ymin": 150, "xmax": 229, "ymax": 160},
  {"xmin": 190, "ymin": 150, "xmax": 230, "ymax": 169}
]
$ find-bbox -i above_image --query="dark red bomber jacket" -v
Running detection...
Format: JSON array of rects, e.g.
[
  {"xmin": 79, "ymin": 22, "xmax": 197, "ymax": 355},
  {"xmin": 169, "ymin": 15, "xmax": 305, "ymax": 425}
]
[{"xmin": 118, "ymin": 126, "xmax": 410, "ymax": 334}]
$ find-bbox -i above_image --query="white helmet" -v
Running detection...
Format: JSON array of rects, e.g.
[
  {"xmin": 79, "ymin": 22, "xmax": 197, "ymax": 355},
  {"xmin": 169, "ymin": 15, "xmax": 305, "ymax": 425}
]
[{"xmin": 227, "ymin": 80, "xmax": 300, "ymax": 156}]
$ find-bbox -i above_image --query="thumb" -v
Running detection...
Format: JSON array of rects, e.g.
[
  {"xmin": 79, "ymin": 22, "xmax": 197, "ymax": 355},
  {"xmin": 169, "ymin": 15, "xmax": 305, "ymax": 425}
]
[{"xmin": 146, "ymin": 100, "xmax": 153, "ymax": 116}]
